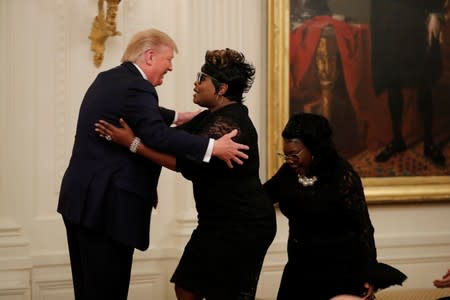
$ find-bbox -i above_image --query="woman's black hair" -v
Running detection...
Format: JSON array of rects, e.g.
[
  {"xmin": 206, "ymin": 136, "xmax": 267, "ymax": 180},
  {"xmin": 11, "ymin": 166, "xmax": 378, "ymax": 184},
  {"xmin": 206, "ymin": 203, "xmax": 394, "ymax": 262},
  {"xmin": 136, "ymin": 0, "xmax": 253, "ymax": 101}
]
[
  {"xmin": 201, "ymin": 48, "xmax": 255, "ymax": 102},
  {"xmin": 282, "ymin": 112, "xmax": 339, "ymax": 178}
]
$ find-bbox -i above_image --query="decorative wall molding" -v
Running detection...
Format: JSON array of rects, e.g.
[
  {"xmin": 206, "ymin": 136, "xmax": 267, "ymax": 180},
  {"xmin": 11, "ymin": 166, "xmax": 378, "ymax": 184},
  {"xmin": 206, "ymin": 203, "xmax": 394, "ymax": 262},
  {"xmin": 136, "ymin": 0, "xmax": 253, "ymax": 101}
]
[
  {"xmin": 376, "ymin": 232, "xmax": 450, "ymax": 248},
  {"xmin": 129, "ymin": 272, "xmax": 166, "ymax": 295},
  {"xmin": 0, "ymin": 288, "xmax": 29, "ymax": 300},
  {"xmin": 32, "ymin": 278, "xmax": 73, "ymax": 300},
  {"xmin": 171, "ymin": 208, "xmax": 198, "ymax": 241},
  {"xmin": 0, "ymin": 0, "xmax": 11, "ymax": 220},
  {"xmin": 122, "ymin": 0, "xmax": 138, "ymax": 41},
  {"xmin": 0, "ymin": 218, "xmax": 31, "ymax": 269},
  {"xmin": 0, "ymin": 233, "xmax": 448, "ymax": 298},
  {"xmin": 0, "ymin": 269, "xmax": 30, "ymax": 300},
  {"xmin": 54, "ymin": 0, "xmax": 69, "ymax": 194}
]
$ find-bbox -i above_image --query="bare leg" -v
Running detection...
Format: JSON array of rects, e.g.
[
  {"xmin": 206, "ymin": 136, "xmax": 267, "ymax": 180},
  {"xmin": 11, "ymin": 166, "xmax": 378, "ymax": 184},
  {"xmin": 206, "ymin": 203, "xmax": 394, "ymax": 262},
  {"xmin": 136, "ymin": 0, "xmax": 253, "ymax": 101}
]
[{"xmin": 175, "ymin": 285, "xmax": 203, "ymax": 300}]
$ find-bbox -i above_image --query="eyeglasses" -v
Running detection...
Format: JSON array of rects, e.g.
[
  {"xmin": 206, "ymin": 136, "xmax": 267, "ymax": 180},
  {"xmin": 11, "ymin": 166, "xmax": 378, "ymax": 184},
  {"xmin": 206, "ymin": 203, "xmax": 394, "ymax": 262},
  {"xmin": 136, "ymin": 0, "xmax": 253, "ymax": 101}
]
[
  {"xmin": 196, "ymin": 72, "xmax": 221, "ymax": 84},
  {"xmin": 277, "ymin": 149, "xmax": 305, "ymax": 161}
]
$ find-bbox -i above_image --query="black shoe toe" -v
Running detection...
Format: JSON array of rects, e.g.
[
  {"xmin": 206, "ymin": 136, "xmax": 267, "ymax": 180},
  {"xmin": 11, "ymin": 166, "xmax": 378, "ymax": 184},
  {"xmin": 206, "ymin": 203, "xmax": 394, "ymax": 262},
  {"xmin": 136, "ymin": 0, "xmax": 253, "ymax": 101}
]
[
  {"xmin": 375, "ymin": 141, "xmax": 406, "ymax": 162},
  {"xmin": 424, "ymin": 144, "xmax": 446, "ymax": 166}
]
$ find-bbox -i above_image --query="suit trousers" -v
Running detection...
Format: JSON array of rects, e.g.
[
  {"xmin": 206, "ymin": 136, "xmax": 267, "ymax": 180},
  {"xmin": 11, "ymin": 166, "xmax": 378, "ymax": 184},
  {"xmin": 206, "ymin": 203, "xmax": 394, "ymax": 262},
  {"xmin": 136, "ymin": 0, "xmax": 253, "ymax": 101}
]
[{"xmin": 64, "ymin": 218, "xmax": 134, "ymax": 300}]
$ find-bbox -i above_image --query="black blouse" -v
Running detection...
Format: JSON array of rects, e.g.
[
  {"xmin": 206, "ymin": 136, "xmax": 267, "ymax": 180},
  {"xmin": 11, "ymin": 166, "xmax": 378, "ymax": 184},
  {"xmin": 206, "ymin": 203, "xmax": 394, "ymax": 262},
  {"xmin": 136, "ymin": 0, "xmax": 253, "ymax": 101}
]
[
  {"xmin": 264, "ymin": 158, "xmax": 377, "ymax": 272},
  {"xmin": 176, "ymin": 103, "xmax": 276, "ymax": 233}
]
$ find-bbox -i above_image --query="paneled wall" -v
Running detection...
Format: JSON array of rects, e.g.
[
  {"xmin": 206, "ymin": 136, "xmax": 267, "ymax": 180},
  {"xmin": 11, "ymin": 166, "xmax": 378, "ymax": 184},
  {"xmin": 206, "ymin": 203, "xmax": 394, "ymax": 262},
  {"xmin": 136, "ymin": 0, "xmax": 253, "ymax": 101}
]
[{"xmin": 0, "ymin": 1, "xmax": 449, "ymax": 299}]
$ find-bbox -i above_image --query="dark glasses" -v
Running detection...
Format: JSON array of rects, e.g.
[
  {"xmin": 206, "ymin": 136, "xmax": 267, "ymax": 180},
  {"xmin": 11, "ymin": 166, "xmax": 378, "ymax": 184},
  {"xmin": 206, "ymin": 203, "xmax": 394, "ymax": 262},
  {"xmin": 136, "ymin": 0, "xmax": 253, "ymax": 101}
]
[
  {"xmin": 196, "ymin": 72, "xmax": 221, "ymax": 83},
  {"xmin": 277, "ymin": 149, "xmax": 305, "ymax": 161}
]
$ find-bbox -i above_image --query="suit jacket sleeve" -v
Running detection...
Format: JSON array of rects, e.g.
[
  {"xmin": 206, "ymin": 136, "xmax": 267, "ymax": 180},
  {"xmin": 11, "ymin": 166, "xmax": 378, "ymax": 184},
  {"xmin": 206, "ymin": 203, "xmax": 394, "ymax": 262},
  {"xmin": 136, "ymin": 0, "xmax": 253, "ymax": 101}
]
[
  {"xmin": 159, "ymin": 106, "xmax": 176, "ymax": 125},
  {"xmin": 123, "ymin": 79, "xmax": 209, "ymax": 162}
]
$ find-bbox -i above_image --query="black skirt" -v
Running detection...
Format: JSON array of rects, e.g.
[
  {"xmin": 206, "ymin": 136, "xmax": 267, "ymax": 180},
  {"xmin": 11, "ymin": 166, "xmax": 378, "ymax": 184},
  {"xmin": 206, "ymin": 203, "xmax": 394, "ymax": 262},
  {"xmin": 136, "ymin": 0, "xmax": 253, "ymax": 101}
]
[{"xmin": 171, "ymin": 224, "xmax": 275, "ymax": 300}]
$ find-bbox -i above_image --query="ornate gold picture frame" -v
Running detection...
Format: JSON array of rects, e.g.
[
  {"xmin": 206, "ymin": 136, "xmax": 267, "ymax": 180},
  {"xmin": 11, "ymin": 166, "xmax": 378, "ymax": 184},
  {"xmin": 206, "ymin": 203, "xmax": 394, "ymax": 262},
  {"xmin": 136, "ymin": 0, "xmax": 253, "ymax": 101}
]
[{"xmin": 266, "ymin": 0, "xmax": 450, "ymax": 204}]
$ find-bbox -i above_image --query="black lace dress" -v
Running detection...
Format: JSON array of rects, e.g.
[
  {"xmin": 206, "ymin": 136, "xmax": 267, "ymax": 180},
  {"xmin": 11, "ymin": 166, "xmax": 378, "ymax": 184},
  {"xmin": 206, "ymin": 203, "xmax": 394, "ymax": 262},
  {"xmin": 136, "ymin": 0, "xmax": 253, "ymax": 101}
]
[
  {"xmin": 264, "ymin": 159, "xmax": 378, "ymax": 300},
  {"xmin": 170, "ymin": 103, "xmax": 277, "ymax": 300}
]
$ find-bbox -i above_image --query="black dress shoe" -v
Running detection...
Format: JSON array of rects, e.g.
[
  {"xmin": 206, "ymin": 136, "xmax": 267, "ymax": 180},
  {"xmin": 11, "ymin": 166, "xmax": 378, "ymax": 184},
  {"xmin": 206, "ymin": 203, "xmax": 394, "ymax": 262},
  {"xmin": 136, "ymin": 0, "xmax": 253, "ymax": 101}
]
[
  {"xmin": 375, "ymin": 140, "xmax": 406, "ymax": 162},
  {"xmin": 424, "ymin": 143, "xmax": 446, "ymax": 166}
]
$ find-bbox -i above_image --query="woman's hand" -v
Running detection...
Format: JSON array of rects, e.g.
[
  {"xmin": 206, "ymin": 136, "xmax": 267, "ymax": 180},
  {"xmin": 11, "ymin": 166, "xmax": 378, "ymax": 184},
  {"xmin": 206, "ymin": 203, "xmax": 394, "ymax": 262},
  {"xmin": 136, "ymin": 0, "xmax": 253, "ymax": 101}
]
[
  {"xmin": 434, "ymin": 268, "xmax": 450, "ymax": 288},
  {"xmin": 95, "ymin": 118, "xmax": 136, "ymax": 148},
  {"xmin": 361, "ymin": 282, "xmax": 375, "ymax": 300}
]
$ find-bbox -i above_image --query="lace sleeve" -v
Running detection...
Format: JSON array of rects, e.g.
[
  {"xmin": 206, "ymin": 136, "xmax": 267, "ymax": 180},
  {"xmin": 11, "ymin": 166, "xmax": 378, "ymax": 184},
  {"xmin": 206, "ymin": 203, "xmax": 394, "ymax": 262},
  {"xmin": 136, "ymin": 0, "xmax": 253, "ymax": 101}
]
[
  {"xmin": 197, "ymin": 115, "xmax": 242, "ymax": 141},
  {"xmin": 176, "ymin": 115, "xmax": 242, "ymax": 179},
  {"xmin": 339, "ymin": 167, "xmax": 377, "ymax": 265}
]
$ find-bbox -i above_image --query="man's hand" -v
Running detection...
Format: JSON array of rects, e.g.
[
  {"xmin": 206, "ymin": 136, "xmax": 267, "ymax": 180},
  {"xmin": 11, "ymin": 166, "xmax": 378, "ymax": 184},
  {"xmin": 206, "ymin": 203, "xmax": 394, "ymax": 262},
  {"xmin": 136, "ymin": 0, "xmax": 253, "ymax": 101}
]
[
  {"xmin": 212, "ymin": 129, "xmax": 249, "ymax": 168},
  {"xmin": 174, "ymin": 109, "xmax": 202, "ymax": 126}
]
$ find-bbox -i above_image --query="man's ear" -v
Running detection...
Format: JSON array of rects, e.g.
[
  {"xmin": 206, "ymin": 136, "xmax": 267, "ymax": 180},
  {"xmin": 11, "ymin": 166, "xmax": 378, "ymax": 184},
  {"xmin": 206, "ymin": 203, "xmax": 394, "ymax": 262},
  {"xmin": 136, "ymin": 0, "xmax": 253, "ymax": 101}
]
[{"xmin": 144, "ymin": 49, "xmax": 154, "ymax": 65}]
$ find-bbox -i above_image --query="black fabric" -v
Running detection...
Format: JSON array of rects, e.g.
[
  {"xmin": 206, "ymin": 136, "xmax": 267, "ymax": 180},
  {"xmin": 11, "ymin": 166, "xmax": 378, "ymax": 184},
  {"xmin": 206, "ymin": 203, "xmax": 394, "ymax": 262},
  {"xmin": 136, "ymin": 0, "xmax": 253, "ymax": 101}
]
[
  {"xmin": 370, "ymin": 0, "xmax": 444, "ymax": 95},
  {"xmin": 264, "ymin": 159, "xmax": 378, "ymax": 299},
  {"xmin": 64, "ymin": 218, "xmax": 134, "ymax": 300},
  {"xmin": 171, "ymin": 103, "xmax": 277, "ymax": 300},
  {"xmin": 365, "ymin": 262, "xmax": 407, "ymax": 290}
]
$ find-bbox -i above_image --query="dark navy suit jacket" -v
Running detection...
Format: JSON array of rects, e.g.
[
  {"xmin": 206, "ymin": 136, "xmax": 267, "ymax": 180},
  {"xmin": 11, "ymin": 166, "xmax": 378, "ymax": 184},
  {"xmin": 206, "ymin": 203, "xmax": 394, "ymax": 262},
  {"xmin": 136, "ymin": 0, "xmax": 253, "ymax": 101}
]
[{"xmin": 58, "ymin": 62, "xmax": 208, "ymax": 250}]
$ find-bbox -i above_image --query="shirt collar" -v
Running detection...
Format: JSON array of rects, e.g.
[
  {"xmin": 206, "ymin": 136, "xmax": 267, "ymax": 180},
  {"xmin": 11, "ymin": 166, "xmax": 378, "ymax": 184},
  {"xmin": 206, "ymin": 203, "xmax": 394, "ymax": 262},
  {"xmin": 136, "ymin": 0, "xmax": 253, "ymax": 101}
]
[{"xmin": 133, "ymin": 63, "xmax": 147, "ymax": 80}]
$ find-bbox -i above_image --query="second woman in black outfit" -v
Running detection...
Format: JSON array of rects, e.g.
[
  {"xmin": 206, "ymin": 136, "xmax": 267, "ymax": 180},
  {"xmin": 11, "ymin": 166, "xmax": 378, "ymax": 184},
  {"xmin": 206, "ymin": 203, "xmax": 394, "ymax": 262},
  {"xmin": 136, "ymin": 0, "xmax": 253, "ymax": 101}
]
[
  {"xmin": 95, "ymin": 48, "xmax": 276, "ymax": 300},
  {"xmin": 263, "ymin": 113, "xmax": 405, "ymax": 300}
]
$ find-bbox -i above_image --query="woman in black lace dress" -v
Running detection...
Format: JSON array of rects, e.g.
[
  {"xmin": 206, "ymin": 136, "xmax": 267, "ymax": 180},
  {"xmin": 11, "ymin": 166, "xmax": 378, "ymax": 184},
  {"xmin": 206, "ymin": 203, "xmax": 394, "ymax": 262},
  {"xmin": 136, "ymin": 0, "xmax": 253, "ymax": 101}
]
[
  {"xmin": 263, "ymin": 113, "xmax": 405, "ymax": 300},
  {"xmin": 94, "ymin": 49, "xmax": 276, "ymax": 300}
]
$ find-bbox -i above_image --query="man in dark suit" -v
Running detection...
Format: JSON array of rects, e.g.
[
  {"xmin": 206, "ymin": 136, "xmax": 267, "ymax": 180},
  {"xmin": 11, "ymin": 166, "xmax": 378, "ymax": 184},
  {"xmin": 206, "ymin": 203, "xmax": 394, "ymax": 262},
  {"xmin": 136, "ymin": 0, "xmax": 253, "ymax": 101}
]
[
  {"xmin": 371, "ymin": 0, "xmax": 446, "ymax": 166},
  {"xmin": 58, "ymin": 28, "xmax": 249, "ymax": 300}
]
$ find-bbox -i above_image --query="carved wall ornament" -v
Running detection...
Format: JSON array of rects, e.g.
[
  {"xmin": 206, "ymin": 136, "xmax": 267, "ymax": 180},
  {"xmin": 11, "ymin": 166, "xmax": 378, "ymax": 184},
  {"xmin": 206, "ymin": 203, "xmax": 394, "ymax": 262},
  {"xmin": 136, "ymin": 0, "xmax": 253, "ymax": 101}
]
[{"xmin": 89, "ymin": 0, "xmax": 122, "ymax": 67}]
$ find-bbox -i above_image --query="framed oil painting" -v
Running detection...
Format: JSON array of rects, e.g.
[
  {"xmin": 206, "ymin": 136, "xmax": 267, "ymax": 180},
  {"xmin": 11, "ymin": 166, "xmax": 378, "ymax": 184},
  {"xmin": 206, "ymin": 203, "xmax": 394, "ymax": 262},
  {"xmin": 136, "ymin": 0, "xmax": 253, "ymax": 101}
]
[{"xmin": 267, "ymin": 0, "xmax": 450, "ymax": 203}]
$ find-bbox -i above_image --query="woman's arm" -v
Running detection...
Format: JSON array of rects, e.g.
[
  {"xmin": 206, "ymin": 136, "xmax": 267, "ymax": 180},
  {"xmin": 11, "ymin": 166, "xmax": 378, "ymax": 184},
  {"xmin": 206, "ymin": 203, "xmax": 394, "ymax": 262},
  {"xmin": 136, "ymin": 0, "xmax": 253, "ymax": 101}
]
[
  {"xmin": 262, "ymin": 164, "xmax": 292, "ymax": 204},
  {"xmin": 95, "ymin": 118, "xmax": 176, "ymax": 171},
  {"xmin": 339, "ymin": 166, "xmax": 376, "ymax": 262}
]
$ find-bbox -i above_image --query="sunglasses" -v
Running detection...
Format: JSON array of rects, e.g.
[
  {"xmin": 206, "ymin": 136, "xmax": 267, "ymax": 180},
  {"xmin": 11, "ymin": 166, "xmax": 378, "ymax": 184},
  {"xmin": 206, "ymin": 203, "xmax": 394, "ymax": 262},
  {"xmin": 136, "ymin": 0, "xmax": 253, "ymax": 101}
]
[
  {"xmin": 277, "ymin": 149, "xmax": 305, "ymax": 161},
  {"xmin": 196, "ymin": 72, "xmax": 221, "ymax": 84}
]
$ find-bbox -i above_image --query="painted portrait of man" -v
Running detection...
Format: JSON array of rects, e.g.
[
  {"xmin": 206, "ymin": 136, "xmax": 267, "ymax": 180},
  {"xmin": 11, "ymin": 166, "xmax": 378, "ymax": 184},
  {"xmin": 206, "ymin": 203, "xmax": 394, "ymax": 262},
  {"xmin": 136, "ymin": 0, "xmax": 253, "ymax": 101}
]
[{"xmin": 288, "ymin": 0, "xmax": 450, "ymax": 177}]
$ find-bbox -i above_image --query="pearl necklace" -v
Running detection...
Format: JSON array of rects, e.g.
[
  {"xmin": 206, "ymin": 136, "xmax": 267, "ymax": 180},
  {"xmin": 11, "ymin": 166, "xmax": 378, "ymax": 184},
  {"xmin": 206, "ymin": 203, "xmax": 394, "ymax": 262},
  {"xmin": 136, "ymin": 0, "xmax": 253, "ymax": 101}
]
[{"xmin": 297, "ymin": 174, "xmax": 318, "ymax": 186}]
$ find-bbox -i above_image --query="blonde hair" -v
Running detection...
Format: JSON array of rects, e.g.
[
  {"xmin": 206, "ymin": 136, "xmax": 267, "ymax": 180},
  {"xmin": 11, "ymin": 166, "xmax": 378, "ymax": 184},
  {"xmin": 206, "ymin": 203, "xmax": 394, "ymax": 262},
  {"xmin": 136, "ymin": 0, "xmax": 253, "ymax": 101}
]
[{"xmin": 121, "ymin": 28, "xmax": 178, "ymax": 62}]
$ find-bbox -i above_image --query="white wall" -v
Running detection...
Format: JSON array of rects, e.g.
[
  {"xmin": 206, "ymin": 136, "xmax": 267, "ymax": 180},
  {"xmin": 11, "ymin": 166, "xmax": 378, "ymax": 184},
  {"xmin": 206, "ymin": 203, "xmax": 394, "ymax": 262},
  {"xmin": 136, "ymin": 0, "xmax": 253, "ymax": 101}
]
[{"xmin": 0, "ymin": 1, "xmax": 449, "ymax": 299}]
